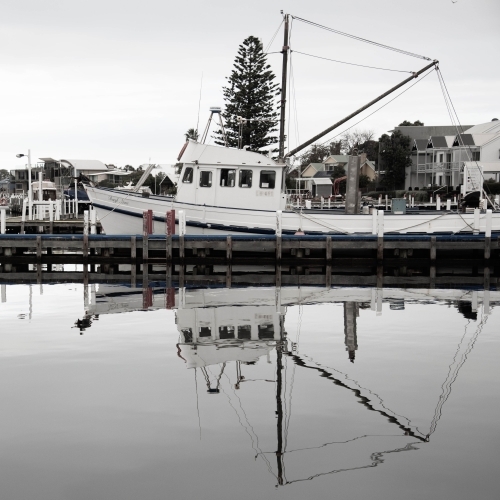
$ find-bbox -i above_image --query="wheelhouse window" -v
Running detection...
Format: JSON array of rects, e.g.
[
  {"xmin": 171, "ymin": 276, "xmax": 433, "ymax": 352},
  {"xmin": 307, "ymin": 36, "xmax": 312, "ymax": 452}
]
[
  {"xmin": 238, "ymin": 325, "xmax": 251, "ymax": 340},
  {"xmin": 472, "ymin": 151, "xmax": 480, "ymax": 161},
  {"xmin": 182, "ymin": 167, "xmax": 193, "ymax": 183},
  {"xmin": 199, "ymin": 171, "xmax": 212, "ymax": 187},
  {"xmin": 258, "ymin": 323, "xmax": 274, "ymax": 339},
  {"xmin": 199, "ymin": 326, "xmax": 211, "ymax": 337},
  {"xmin": 219, "ymin": 326, "xmax": 235, "ymax": 339},
  {"xmin": 259, "ymin": 170, "xmax": 276, "ymax": 189},
  {"xmin": 239, "ymin": 169, "xmax": 253, "ymax": 188},
  {"xmin": 220, "ymin": 169, "xmax": 236, "ymax": 187}
]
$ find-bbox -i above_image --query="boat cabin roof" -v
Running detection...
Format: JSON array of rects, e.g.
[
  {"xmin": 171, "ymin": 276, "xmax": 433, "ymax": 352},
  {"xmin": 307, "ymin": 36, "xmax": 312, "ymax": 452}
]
[{"xmin": 178, "ymin": 140, "xmax": 281, "ymax": 168}]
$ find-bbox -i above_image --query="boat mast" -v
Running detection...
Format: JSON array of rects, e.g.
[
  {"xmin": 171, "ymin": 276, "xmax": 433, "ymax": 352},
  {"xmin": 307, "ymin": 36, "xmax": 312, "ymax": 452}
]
[{"xmin": 278, "ymin": 13, "xmax": 290, "ymax": 162}]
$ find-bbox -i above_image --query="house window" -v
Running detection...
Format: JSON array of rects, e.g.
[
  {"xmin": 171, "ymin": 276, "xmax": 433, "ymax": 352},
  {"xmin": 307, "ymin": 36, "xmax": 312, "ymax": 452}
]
[
  {"xmin": 182, "ymin": 167, "xmax": 193, "ymax": 183},
  {"xmin": 239, "ymin": 169, "xmax": 253, "ymax": 188},
  {"xmin": 472, "ymin": 151, "xmax": 480, "ymax": 161},
  {"xmin": 259, "ymin": 170, "xmax": 276, "ymax": 189},
  {"xmin": 199, "ymin": 171, "xmax": 212, "ymax": 187},
  {"xmin": 220, "ymin": 169, "xmax": 236, "ymax": 187}
]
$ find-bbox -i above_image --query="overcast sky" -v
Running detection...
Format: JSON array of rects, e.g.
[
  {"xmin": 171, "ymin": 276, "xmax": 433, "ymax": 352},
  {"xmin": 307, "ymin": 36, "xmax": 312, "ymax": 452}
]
[{"xmin": 1, "ymin": 0, "xmax": 498, "ymax": 172}]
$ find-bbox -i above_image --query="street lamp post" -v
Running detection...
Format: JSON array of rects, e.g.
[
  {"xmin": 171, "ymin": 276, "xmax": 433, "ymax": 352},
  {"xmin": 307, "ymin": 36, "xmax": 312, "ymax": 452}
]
[{"xmin": 16, "ymin": 150, "xmax": 32, "ymax": 220}]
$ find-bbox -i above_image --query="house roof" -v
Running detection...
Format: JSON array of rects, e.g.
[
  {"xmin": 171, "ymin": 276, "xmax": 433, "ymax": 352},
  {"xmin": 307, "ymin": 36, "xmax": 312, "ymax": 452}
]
[
  {"xmin": 452, "ymin": 134, "xmax": 475, "ymax": 147},
  {"xmin": 60, "ymin": 159, "xmax": 110, "ymax": 172},
  {"xmin": 412, "ymin": 139, "xmax": 428, "ymax": 151},
  {"xmin": 362, "ymin": 159, "xmax": 376, "ymax": 172},
  {"xmin": 313, "ymin": 171, "xmax": 333, "ymax": 178},
  {"xmin": 464, "ymin": 121, "xmax": 500, "ymax": 135},
  {"xmin": 427, "ymin": 136, "xmax": 448, "ymax": 148},
  {"xmin": 311, "ymin": 178, "xmax": 333, "ymax": 185},
  {"xmin": 324, "ymin": 155, "xmax": 348, "ymax": 164}
]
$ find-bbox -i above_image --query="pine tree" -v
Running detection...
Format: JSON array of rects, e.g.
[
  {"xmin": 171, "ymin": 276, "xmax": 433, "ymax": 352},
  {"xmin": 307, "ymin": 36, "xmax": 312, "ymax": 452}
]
[{"xmin": 214, "ymin": 36, "xmax": 279, "ymax": 152}]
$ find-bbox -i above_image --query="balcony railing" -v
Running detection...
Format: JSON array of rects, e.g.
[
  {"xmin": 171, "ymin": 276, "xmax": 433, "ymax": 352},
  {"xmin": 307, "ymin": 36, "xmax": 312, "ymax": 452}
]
[{"xmin": 416, "ymin": 162, "xmax": 462, "ymax": 173}]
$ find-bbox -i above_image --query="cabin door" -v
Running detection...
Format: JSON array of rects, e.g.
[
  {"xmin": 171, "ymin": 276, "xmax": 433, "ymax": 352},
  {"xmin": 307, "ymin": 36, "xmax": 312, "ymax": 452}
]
[{"xmin": 196, "ymin": 169, "xmax": 216, "ymax": 206}]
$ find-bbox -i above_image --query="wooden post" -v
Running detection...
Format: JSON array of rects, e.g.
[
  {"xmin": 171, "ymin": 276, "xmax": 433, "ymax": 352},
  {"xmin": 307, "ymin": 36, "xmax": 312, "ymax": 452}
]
[
  {"xmin": 130, "ymin": 235, "xmax": 136, "ymax": 260},
  {"xmin": 430, "ymin": 236, "xmax": 437, "ymax": 261},
  {"xmin": 166, "ymin": 210, "xmax": 175, "ymax": 261},
  {"xmin": 36, "ymin": 235, "xmax": 42, "ymax": 259},
  {"xmin": 377, "ymin": 210, "xmax": 384, "ymax": 261},
  {"xmin": 49, "ymin": 200, "xmax": 54, "ymax": 234},
  {"xmin": 326, "ymin": 235, "xmax": 332, "ymax": 261},
  {"xmin": 143, "ymin": 210, "xmax": 152, "ymax": 261},
  {"xmin": 226, "ymin": 235, "xmax": 232, "ymax": 261}
]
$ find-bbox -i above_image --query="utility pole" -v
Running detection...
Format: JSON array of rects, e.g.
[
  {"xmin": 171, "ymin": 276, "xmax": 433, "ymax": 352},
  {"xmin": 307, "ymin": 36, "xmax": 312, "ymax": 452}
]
[{"xmin": 278, "ymin": 13, "xmax": 289, "ymax": 162}]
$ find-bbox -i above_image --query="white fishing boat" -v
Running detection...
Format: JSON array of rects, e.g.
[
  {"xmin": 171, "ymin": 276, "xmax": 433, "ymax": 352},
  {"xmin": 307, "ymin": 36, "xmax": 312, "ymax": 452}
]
[{"xmin": 85, "ymin": 14, "xmax": 500, "ymax": 236}]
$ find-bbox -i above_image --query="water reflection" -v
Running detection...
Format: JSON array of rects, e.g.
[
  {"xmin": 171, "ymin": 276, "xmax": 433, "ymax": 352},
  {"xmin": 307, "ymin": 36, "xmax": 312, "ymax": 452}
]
[{"xmin": 72, "ymin": 283, "xmax": 494, "ymax": 487}]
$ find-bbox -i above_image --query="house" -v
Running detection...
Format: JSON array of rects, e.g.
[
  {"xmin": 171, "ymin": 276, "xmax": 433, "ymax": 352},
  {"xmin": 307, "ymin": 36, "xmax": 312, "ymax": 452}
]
[{"xmin": 403, "ymin": 120, "xmax": 500, "ymax": 189}]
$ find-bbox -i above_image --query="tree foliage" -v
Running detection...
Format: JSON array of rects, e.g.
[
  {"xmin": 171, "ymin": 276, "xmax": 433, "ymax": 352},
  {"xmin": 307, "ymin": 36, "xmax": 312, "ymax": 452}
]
[
  {"xmin": 299, "ymin": 141, "xmax": 342, "ymax": 167},
  {"xmin": 378, "ymin": 130, "xmax": 412, "ymax": 189},
  {"xmin": 214, "ymin": 36, "xmax": 279, "ymax": 151},
  {"xmin": 398, "ymin": 120, "xmax": 424, "ymax": 126},
  {"xmin": 185, "ymin": 128, "xmax": 199, "ymax": 142},
  {"xmin": 340, "ymin": 129, "xmax": 374, "ymax": 155}
]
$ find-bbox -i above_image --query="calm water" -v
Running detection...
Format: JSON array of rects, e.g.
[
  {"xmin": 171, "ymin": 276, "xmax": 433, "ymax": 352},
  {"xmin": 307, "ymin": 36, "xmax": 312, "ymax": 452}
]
[{"xmin": 0, "ymin": 282, "xmax": 499, "ymax": 500}]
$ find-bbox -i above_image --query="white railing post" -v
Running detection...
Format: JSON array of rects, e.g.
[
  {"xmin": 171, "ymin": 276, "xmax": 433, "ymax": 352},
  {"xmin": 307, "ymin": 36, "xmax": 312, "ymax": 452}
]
[
  {"xmin": 328, "ymin": 197, "xmax": 331, "ymax": 209},
  {"xmin": 55, "ymin": 199, "xmax": 61, "ymax": 221},
  {"xmin": 446, "ymin": 199, "xmax": 451, "ymax": 211},
  {"xmin": 436, "ymin": 195, "xmax": 440, "ymax": 211},
  {"xmin": 377, "ymin": 210, "xmax": 384, "ymax": 237},
  {"xmin": 21, "ymin": 199, "xmax": 27, "ymax": 223},
  {"xmin": 486, "ymin": 209, "xmax": 492, "ymax": 238},
  {"xmin": 385, "ymin": 195, "xmax": 388, "ymax": 210},
  {"xmin": 275, "ymin": 210, "xmax": 282, "ymax": 236},
  {"xmin": 320, "ymin": 197, "xmax": 324, "ymax": 210},
  {"xmin": 473, "ymin": 208, "xmax": 480, "ymax": 234},
  {"xmin": 371, "ymin": 208, "xmax": 377, "ymax": 235},
  {"xmin": 0, "ymin": 208, "xmax": 6, "ymax": 234},
  {"xmin": 90, "ymin": 208, "xmax": 97, "ymax": 234},
  {"xmin": 179, "ymin": 210, "xmax": 186, "ymax": 236},
  {"xmin": 49, "ymin": 201, "xmax": 54, "ymax": 222}
]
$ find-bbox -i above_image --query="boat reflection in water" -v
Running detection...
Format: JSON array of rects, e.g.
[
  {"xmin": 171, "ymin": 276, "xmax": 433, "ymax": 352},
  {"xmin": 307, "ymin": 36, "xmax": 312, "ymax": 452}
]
[{"xmin": 85, "ymin": 282, "xmax": 496, "ymax": 487}]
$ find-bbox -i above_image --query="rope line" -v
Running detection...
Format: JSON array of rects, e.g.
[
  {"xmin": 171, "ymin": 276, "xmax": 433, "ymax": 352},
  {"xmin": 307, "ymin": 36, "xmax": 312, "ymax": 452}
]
[
  {"xmin": 292, "ymin": 15, "xmax": 432, "ymax": 61},
  {"xmin": 293, "ymin": 50, "xmax": 413, "ymax": 74}
]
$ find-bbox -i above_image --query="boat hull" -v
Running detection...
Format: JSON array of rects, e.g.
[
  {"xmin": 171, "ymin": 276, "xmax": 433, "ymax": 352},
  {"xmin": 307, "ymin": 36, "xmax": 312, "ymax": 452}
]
[{"xmin": 86, "ymin": 187, "xmax": 500, "ymax": 235}]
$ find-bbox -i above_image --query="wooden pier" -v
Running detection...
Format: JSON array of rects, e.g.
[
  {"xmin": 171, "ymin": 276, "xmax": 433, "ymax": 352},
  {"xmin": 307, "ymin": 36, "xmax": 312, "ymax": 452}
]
[{"xmin": 0, "ymin": 233, "xmax": 498, "ymax": 290}]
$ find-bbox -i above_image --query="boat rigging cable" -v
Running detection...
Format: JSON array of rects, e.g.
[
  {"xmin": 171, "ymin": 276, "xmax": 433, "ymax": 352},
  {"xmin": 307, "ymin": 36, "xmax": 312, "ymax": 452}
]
[
  {"xmin": 435, "ymin": 68, "xmax": 496, "ymax": 207},
  {"xmin": 292, "ymin": 50, "xmax": 414, "ymax": 74},
  {"xmin": 291, "ymin": 15, "xmax": 432, "ymax": 61},
  {"xmin": 295, "ymin": 67, "xmax": 435, "ymax": 159}
]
